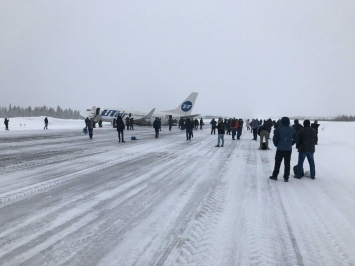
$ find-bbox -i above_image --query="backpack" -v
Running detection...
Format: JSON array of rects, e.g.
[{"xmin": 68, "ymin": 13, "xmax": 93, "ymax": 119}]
[{"xmin": 261, "ymin": 142, "xmax": 267, "ymax": 150}]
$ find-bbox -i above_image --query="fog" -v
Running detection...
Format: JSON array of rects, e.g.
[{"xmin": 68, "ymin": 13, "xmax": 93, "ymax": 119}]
[{"xmin": 1, "ymin": 1, "xmax": 354, "ymax": 118}]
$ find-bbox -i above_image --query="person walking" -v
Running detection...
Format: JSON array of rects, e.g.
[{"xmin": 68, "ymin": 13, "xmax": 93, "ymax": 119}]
[
  {"xmin": 251, "ymin": 119, "xmax": 259, "ymax": 140},
  {"xmin": 269, "ymin": 117, "xmax": 297, "ymax": 182},
  {"xmin": 87, "ymin": 117, "xmax": 94, "ymax": 139},
  {"xmin": 210, "ymin": 118, "xmax": 217, "ymax": 135},
  {"xmin": 215, "ymin": 118, "xmax": 225, "ymax": 147},
  {"xmin": 4, "ymin": 118, "xmax": 9, "ymax": 130},
  {"xmin": 44, "ymin": 117, "xmax": 48, "ymax": 129},
  {"xmin": 153, "ymin": 117, "xmax": 160, "ymax": 138},
  {"xmin": 116, "ymin": 116, "xmax": 125, "ymax": 142},
  {"xmin": 194, "ymin": 119, "xmax": 199, "ymax": 130},
  {"xmin": 295, "ymin": 119, "xmax": 316, "ymax": 179},
  {"xmin": 85, "ymin": 117, "xmax": 89, "ymax": 129}
]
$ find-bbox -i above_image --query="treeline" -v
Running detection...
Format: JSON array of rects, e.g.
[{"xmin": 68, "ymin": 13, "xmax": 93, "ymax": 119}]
[
  {"xmin": 0, "ymin": 104, "xmax": 82, "ymax": 119},
  {"xmin": 331, "ymin": 115, "xmax": 355, "ymax": 122}
]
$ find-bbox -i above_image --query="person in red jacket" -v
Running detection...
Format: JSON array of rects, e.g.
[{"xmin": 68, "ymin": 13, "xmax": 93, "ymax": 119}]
[{"xmin": 230, "ymin": 118, "xmax": 239, "ymax": 140}]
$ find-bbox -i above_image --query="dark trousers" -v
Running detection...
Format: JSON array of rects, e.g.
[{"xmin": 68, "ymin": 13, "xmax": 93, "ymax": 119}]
[
  {"xmin": 117, "ymin": 130, "xmax": 124, "ymax": 142},
  {"xmin": 272, "ymin": 150, "xmax": 292, "ymax": 179},
  {"xmin": 88, "ymin": 129, "xmax": 93, "ymax": 139},
  {"xmin": 211, "ymin": 127, "xmax": 216, "ymax": 134},
  {"xmin": 231, "ymin": 129, "xmax": 237, "ymax": 139},
  {"xmin": 252, "ymin": 128, "xmax": 258, "ymax": 140},
  {"xmin": 186, "ymin": 129, "xmax": 192, "ymax": 140},
  {"xmin": 155, "ymin": 128, "xmax": 159, "ymax": 138},
  {"xmin": 237, "ymin": 128, "xmax": 242, "ymax": 139}
]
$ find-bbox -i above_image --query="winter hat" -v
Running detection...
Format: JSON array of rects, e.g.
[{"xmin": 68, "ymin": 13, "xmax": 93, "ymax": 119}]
[
  {"xmin": 281, "ymin": 117, "xmax": 290, "ymax": 126},
  {"xmin": 303, "ymin": 120, "xmax": 311, "ymax": 127}
]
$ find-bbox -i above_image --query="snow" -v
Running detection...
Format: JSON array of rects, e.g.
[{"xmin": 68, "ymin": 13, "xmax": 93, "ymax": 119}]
[{"xmin": 0, "ymin": 117, "xmax": 355, "ymax": 265}]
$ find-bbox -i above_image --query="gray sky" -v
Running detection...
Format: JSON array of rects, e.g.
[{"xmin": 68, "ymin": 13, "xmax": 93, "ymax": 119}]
[{"xmin": 1, "ymin": 1, "xmax": 354, "ymax": 118}]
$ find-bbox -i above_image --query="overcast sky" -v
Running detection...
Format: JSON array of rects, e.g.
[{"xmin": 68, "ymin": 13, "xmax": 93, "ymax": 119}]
[{"xmin": 1, "ymin": 1, "xmax": 354, "ymax": 118}]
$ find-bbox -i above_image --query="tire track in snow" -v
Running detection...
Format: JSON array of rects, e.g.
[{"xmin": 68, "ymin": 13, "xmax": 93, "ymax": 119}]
[
  {"xmin": 0, "ymin": 133, "xmax": 216, "ymax": 265},
  {"xmin": 0, "ymin": 138, "xmax": 181, "ymax": 204},
  {"xmin": 240, "ymin": 145, "xmax": 276, "ymax": 266},
  {"xmin": 259, "ymin": 150, "xmax": 305, "ymax": 266},
  {"xmin": 154, "ymin": 141, "xmax": 237, "ymax": 265}
]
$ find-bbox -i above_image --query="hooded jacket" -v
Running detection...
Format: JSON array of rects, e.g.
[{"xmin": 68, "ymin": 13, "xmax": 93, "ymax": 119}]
[
  {"xmin": 217, "ymin": 119, "xmax": 225, "ymax": 134},
  {"xmin": 297, "ymin": 121, "xmax": 316, "ymax": 152},
  {"xmin": 116, "ymin": 116, "xmax": 125, "ymax": 131},
  {"xmin": 292, "ymin": 119, "xmax": 303, "ymax": 133},
  {"xmin": 272, "ymin": 117, "xmax": 297, "ymax": 151}
]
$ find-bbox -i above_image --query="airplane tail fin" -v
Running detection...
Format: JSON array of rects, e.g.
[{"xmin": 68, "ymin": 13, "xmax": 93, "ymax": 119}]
[
  {"xmin": 143, "ymin": 108, "xmax": 155, "ymax": 119},
  {"xmin": 163, "ymin": 92, "xmax": 198, "ymax": 116}
]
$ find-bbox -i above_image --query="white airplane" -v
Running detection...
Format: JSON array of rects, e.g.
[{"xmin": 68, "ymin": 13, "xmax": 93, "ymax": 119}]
[{"xmin": 80, "ymin": 92, "xmax": 199, "ymax": 127}]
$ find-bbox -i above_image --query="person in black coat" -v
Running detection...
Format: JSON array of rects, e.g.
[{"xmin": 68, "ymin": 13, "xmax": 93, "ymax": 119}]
[
  {"xmin": 311, "ymin": 120, "xmax": 320, "ymax": 144},
  {"xmin": 210, "ymin": 118, "xmax": 217, "ymax": 135},
  {"xmin": 215, "ymin": 118, "xmax": 225, "ymax": 147},
  {"xmin": 168, "ymin": 117, "xmax": 173, "ymax": 131},
  {"xmin": 126, "ymin": 117, "xmax": 130, "ymax": 130},
  {"xmin": 264, "ymin": 118, "xmax": 273, "ymax": 139},
  {"xmin": 185, "ymin": 118, "xmax": 193, "ymax": 140},
  {"xmin": 292, "ymin": 119, "xmax": 303, "ymax": 133},
  {"xmin": 4, "ymin": 118, "xmax": 9, "ymax": 130},
  {"xmin": 85, "ymin": 117, "xmax": 89, "ymax": 129},
  {"xmin": 295, "ymin": 119, "xmax": 316, "ymax": 179},
  {"xmin": 44, "ymin": 117, "xmax": 48, "ymax": 129},
  {"xmin": 87, "ymin": 118, "xmax": 94, "ymax": 139},
  {"xmin": 153, "ymin": 117, "xmax": 161, "ymax": 138},
  {"xmin": 116, "ymin": 116, "xmax": 125, "ymax": 142},
  {"xmin": 237, "ymin": 118, "xmax": 243, "ymax": 139}
]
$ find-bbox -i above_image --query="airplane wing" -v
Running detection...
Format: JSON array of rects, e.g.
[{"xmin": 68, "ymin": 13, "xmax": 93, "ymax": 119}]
[{"xmin": 184, "ymin": 114, "xmax": 200, "ymax": 118}]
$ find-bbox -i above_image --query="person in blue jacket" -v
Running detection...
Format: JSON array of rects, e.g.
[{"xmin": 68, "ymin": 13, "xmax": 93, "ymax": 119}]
[{"xmin": 269, "ymin": 117, "xmax": 297, "ymax": 182}]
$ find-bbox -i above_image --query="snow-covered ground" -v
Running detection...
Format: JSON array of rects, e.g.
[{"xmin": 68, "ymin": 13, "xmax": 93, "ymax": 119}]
[{"xmin": 0, "ymin": 117, "xmax": 354, "ymax": 266}]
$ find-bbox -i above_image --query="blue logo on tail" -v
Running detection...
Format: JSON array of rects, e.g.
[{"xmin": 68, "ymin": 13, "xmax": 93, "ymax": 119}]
[{"xmin": 181, "ymin": 101, "xmax": 193, "ymax": 112}]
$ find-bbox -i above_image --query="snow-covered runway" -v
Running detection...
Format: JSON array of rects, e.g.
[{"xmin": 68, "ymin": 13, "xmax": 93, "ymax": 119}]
[{"xmin": 0, "ymin": 118, "xmax": 354, "ymax": 265}]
